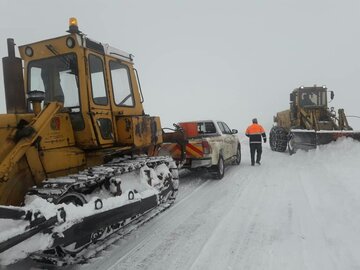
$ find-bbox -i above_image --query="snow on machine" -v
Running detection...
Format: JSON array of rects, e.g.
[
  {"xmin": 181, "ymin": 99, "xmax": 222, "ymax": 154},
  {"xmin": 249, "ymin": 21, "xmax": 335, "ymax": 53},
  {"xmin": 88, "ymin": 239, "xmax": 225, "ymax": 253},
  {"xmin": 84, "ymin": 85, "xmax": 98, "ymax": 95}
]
[
  {"xmin": 269, "ymin": 85, "xmax": 360, "ymax": 153},
  {"xmin": 0, "ymin": 18, "xmax": 186, "ymax": 265}
]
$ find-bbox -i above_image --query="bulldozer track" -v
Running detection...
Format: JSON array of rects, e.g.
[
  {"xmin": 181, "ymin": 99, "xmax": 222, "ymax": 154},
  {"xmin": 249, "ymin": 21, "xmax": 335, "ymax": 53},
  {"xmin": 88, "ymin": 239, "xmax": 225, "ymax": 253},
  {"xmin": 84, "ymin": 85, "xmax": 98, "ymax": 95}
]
[
  {"xmin": 29, "ymin": 155, "xmax": 177, "ymax": 203},
  {"xmin": 31, "ymin": 201, "xmax": 174, "ymax": 265},
  {"xmin": 25, "ymin": 155, "xmax": 179, "ymax": 265}
]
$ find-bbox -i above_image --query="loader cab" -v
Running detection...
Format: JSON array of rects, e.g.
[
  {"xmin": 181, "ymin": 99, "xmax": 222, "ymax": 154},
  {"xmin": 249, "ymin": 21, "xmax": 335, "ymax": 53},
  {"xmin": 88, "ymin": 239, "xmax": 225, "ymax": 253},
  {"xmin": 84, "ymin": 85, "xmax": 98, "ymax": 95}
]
[{"xmin": 296, "ymin": 86, "xmax": 327, "ymax": 109}]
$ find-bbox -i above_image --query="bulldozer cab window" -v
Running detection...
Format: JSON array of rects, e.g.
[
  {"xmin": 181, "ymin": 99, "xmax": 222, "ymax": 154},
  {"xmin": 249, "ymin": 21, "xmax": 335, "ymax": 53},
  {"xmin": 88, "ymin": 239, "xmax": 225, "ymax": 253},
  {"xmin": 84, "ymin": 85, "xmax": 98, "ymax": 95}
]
[
  {"xmin": 28, "ymin": 54, "xmax": 80, "ymax": 108},
  {"xmin": 89, "ymin": 54, "xmax": 108, "ymax": 106},
  {"xmin": 109, "ymin": 61, "xmax": 134, "ymax": 107}
]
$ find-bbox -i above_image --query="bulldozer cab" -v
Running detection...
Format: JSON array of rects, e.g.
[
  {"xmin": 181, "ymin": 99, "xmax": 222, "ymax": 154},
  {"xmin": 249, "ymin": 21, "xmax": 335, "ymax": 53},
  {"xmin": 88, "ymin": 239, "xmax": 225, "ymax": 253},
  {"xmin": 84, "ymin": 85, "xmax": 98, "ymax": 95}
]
[{"xmin": 15, "ymin": 19, "xmax": 162, "ymax": 150}]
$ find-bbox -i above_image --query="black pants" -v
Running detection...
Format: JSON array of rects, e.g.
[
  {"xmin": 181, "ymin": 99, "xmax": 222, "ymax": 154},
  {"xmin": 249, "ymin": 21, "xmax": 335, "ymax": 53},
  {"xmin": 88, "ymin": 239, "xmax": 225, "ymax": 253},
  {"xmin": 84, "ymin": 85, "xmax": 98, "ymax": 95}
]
[{"xmin": 250, "ymin": 143, "xmax": 262, "ymax": 165}]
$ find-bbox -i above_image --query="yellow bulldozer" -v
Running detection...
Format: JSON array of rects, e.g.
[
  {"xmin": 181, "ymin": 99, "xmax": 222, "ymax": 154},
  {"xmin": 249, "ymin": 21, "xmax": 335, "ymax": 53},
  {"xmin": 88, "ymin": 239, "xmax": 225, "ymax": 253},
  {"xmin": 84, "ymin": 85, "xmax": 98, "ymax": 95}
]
[
  {"xmin": 269, "ymin": 85, "xmax": 360, "ymax": 153},
  {"xmin": 0, "ymin": 18, "xmax": 185, "ymax": 265}
]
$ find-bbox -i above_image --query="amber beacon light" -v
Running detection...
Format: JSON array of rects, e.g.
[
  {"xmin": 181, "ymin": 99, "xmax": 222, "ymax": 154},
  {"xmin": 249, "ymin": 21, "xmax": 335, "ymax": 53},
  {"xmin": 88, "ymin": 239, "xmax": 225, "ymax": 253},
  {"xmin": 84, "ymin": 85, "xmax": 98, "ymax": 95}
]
[{"xmin": 68, "ymin": 17, "xmax": 79, "ymax": 33}]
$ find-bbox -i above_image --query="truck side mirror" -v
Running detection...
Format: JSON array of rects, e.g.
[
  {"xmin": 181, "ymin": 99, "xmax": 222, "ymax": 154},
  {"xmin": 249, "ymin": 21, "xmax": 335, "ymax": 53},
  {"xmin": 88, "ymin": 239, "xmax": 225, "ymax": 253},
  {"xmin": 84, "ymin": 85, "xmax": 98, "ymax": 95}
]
[
  {"xmin": 232, "ymin": 129, "xmax": 238, "ymax": 134},
  {"xmin": 330, "ymin": 91, "xmax": 334, "ymax": 100}
]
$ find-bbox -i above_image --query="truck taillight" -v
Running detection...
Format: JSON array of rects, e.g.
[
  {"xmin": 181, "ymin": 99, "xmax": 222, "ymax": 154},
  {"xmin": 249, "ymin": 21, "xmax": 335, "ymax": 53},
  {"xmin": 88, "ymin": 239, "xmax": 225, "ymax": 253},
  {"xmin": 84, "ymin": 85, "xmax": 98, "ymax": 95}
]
[{"xmin": 202, "ymin": 141, "xmax": 212, "ymax": 155}]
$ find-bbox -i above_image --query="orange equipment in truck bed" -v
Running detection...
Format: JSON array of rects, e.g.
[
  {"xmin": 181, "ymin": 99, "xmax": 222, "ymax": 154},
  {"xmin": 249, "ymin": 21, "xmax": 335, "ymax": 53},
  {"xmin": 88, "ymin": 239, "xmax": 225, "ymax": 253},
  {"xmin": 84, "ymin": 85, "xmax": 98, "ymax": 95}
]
[
  {"xmin": 160, "ymin": 121, "xmax": 214, "ymax": 162},
  {"xmin": 161, "ymin": 140, "xmax": 207, "ymax": 160},
  {"xmin": 178, "ymin": 122, "xmax": 198, "ymax": 138}
]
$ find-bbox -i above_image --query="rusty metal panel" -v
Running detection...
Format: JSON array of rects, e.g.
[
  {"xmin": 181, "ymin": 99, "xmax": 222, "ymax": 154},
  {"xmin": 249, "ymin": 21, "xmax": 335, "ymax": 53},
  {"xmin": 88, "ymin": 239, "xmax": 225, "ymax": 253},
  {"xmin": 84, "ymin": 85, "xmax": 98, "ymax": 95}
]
[{"xmin": 116, "ymin": 116, "xmax": 162, "ymax": 148}]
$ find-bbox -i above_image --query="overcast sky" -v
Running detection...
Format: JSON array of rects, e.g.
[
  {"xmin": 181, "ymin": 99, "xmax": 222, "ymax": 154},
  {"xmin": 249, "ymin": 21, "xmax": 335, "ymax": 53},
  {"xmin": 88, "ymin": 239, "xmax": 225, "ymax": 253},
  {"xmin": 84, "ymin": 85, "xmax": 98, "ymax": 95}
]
[{"xmin": 1, "ymin": 0, "xmax": 360, "ymax": 132}]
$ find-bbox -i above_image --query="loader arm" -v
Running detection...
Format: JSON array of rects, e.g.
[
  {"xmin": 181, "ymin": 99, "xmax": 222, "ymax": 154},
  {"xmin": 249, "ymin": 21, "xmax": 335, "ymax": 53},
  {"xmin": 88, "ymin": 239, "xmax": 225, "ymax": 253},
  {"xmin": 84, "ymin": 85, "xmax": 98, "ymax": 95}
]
[
  {"xmin": 299, "ymin": 108, "xmax": 318, "ymax": 130},
  {"xmin": 325, "ymin": 110, "xmax": 339, "ymax": 130},
  {"xmin": 0, "ymin": 102, "xmax": 63, "ymax": 182},
  {"xmin": 338, "ymin": 109, "xmax": 352, "ymax": 130}
]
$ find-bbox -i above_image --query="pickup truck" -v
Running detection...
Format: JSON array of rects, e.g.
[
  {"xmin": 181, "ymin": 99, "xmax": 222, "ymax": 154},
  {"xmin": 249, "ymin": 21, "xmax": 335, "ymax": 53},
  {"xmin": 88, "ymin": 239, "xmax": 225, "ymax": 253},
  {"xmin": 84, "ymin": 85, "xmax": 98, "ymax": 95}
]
[{"xmin": 161, "ymin": 120, "xmax": 241, "ymax": 179}]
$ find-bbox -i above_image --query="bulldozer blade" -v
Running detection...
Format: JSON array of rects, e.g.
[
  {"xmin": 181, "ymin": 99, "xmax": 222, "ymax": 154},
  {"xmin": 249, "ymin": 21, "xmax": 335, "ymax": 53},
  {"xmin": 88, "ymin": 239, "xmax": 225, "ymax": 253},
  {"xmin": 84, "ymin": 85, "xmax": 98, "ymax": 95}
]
[{"xmin": 289, "ymin": 129, "xmax": 360, "ymax": 153}]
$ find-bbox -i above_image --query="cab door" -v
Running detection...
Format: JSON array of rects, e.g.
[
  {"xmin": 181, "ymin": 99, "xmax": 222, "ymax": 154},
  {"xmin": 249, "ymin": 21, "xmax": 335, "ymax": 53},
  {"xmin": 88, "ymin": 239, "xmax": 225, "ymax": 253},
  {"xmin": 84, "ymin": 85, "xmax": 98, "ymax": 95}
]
[{"xmin": 87, "ymin": 53, "xmax": 114, "ymax": 146}]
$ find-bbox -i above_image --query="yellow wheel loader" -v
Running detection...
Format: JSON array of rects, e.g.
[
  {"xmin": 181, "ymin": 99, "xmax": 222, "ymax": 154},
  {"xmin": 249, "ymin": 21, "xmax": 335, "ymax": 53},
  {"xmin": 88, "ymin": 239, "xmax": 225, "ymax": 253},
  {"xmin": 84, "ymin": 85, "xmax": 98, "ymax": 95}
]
[
  {"xmin": 0, "ymin": 18, "xmax": 185, "ymax": 265},
  {"xmin": 269, "ymin": 85, "xmax": 360, "ymax": 153}
]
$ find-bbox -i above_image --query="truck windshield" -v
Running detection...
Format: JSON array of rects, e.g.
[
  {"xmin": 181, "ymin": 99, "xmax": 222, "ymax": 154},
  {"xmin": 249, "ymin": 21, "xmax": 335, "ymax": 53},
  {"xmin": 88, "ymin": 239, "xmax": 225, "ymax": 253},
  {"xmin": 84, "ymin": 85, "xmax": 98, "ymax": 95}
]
[
  {"xmin": 300, "ymin": 90, "xmax": 327, "ymax": 108},
  {"xmin": 28, "ymin": 54, "xmax": 80, "ymax": 108}
]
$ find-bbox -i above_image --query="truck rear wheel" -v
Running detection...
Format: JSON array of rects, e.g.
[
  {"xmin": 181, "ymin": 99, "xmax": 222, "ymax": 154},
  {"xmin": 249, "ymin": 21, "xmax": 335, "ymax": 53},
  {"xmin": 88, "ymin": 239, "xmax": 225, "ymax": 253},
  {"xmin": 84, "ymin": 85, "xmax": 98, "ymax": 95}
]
[
  {"xmin": 213, "ymin": 155, "xmax": 225, "ymax": 179},
  {"xmin": 269, "ymin": 126, "xmax": 288, "ymax": 152}
]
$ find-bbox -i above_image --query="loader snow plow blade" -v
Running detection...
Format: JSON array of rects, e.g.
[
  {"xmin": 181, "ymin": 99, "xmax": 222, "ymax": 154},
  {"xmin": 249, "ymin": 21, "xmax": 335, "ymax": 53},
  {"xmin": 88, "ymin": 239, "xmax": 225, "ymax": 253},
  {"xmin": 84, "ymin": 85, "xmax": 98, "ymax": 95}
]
[{"xmin": 289, "ymin": 129, "xmax": 360, "ymax": 153}]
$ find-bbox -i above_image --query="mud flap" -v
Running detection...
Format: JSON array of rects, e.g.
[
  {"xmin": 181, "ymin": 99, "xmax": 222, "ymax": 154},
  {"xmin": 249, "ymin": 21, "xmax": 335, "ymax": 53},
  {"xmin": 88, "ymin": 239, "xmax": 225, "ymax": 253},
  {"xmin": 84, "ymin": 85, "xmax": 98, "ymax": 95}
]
[{"xmin": 289, "ymin": 130, "xmax": 360, "ymax": 153}]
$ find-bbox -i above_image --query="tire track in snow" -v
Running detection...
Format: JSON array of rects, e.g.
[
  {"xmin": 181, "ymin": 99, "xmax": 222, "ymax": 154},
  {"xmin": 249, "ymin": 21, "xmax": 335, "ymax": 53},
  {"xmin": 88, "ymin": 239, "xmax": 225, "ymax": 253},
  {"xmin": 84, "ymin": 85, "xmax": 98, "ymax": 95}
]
[
  {"xmin": 85, "ymin": 175, "xmax": 226, "ymax": 270},
  {"xmin": 295, "ymin": 171, "xmax": 337, "ymax": 270},
  {"xmin": 187, "ymin": 162, "xmax": 272, "ymax": 270},
  {"xmin": 165, "ymin": 166, "xmax": 253, "ymax": 270},
  {"xmin": 226, "ymin": 150, "xmax": 314, "ymax": 270},
  {"xmin": 105, "ymin": 165, "xmax": 251, "ymax": 270},
  {"xmin": 186, "ymin": 167, "xmax": 257, "ymax": 270},
  {"xmin": 104, "ymin": 179, "xmax": 212, "ymax": 270}
]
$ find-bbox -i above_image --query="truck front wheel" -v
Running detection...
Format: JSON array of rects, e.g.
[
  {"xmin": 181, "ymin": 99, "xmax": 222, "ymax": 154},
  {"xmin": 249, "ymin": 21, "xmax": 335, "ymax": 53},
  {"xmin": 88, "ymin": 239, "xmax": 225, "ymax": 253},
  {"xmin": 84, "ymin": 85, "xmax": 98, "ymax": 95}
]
[{"xmin": 234, "ymin": 145, "xmax": 241, "ymax": 165}]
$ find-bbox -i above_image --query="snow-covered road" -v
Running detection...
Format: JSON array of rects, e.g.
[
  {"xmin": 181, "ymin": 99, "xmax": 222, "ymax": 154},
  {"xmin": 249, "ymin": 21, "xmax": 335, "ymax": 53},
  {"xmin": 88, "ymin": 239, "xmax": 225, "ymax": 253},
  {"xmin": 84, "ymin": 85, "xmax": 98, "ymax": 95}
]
[{"xmin": 5, "ymin": 138, "xmax": 360, "ymax": 270}]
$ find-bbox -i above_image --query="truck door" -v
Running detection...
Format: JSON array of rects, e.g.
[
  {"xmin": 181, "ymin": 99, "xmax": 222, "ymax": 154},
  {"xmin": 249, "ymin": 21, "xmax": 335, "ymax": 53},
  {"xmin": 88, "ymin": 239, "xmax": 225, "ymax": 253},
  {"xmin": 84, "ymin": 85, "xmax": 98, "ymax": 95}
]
[
  {"xmin": 87, "ymin": 53, "xmax": 114, "ymax": 146},
  {"xmin": 217, "ymin": 121, "xmax": 237, "ymax": 159}
]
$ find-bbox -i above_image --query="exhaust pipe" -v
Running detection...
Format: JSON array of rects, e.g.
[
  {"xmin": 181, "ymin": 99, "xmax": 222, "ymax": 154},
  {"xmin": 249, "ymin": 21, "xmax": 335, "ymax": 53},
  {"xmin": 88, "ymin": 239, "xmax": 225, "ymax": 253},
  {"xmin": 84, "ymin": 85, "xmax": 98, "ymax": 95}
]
[
  {"xmin": 7, "ymin": 38, "xmax": 16, "ymax": 59},
  {"xmin": 2, "ymin": 38, "xmax": 27, "ymax": 113}
]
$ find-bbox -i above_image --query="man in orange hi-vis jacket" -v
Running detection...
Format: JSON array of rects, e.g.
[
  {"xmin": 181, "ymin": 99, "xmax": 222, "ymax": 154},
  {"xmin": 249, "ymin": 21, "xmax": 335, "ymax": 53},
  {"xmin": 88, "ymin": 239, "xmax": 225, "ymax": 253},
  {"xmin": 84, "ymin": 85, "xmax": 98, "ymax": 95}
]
[{"xmin": 245, "ymin": 118, "xmax": 266, "ymax": 166}]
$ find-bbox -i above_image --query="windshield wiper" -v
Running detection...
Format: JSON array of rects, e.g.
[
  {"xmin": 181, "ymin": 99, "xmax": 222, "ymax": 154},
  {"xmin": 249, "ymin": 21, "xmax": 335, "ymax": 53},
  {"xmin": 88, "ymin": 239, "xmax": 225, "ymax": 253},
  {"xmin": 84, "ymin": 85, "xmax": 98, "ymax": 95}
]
[
  {"xmin": 45, "ymin": 44, "xmax": 79, "ymax": 88},
  {"xmin": 45, "ymin": 44, "xmax": 77, "ymax": 75},
  {"xmin": 46, "ymin": 44, "xmax": 69, "ymax": 66}
]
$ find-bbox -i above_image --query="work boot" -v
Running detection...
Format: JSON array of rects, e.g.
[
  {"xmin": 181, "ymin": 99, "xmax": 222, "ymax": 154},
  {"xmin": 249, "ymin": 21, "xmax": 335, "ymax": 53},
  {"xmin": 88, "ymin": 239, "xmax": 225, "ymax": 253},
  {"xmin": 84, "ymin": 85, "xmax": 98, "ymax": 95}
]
[
  {"xmin": 256, "ymin": 161, "xmax": 261, "ymax": 165},
  {"xmin": 251, "ymin": 163, "xmax": 255, "ymax": 166}
]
